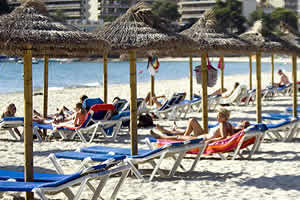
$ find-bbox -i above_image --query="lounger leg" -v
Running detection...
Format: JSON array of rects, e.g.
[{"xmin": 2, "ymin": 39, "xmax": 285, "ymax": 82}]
[
  {"xmin": 112, "ymin": 121, "xmax": 122, "ymax": 141},
  {"xmin": 126, "ymin": 159, "xmax": 144, "ymax": 180},
  {"xmin": 90, "ymin": 175, "xmax": 109, "ymax": 200},
  {"xmin": 77, "ymin": 130, "xmax": 88, "ymax": 143},
  {"xmin": 33, "ymin": 188, "xmax": 48, "ymax": 200},
  {"xmin": 232, "ymin": 137, "xmax": 245, "ymax": 160},
  {"xmin": 8, "ymin": 128, "xmax": 18, "ymax": 140},
  {"xmin": 88, "ymin": 125, "xmax": 99, "ymax": 143},
  {"xmin": 189, "ymin": 143, "xmax": 207, "ymax": 172},
  {"xmin": 48, "ymin": 153, "xmax": 65, "ymax": 174},
  {"xmin": 168, "ymin": 151, "xmax": 187, "ymax": 177},
  {"xmin": 73, "ymin": 179, "xmax": 88, "ymax": 200},
  {"xmin": 61, "ymin": 188, "xmax": 76, "ymax": 200},
  {"xmin": 33, "ymin": 126, "xmax": 43, "ymax": 143},
  {"xmin": 149, "ymin": 152, "xmax": 167, "ymax": 181},
  {"xmin": 218, "ymin": 153, "xmax": 227, "ymax": 160},
  {"xmin": 110, "ymin": 168, "xmax": 131, "ymax": 200}
]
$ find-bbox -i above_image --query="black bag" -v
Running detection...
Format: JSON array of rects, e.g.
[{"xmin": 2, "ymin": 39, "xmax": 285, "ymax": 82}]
[{"xmin": 138, "ymin": 114, "xmax": 154, "ymax": 128}]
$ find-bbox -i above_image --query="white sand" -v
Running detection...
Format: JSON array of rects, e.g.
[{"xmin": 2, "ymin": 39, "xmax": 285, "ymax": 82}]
[{"xmin": 0, "ymin": 71, "xmax": 300, "ymax": 199}]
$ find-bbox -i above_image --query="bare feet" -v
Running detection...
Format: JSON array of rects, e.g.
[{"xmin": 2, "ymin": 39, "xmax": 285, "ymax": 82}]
[
  {"xmin": 172, "ymin": 121, "xmax": 177, "ymax": 131},
  {"xmin": 150, "ymin": 130, "xmax": 162, "ymax": 139}
]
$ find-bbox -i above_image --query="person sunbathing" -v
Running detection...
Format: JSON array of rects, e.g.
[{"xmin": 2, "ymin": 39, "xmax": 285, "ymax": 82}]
[
  {"xmin": 194, "ymin": 82, "xmax": 239, "ymax": 98},
  {"xmin": 1, "ymin": 103, "xmax": 22, "ymax": 137},
  {"xmin": 54, "ymin": 102, "xmax": 87, "ymax": 127},
  {"xmin": 273, "ymin": 69, "xmax": 290, "ymax": 88},
  {"xmin": 144, "ymin": 92, "xmax": 167, "ymax": 108},
  {"xmin": 150, "ymin": 108, "xmax": 234, "ymax": 143}
]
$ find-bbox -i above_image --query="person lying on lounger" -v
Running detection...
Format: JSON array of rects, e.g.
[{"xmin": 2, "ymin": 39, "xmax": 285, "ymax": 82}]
[
  {"xmin": 194, "ymin": 82, "xmax": 239, "ymax": 98},
  {"xmin": 53, "ymin": 102, "xmax": 87, "ymax": 127},
  {"xmin": 273, "ymin": 69, "xmax": 290, "ymax": 88},
  {"xmin": 1, "ymin": 103, "xmax": 22, "ymax": 137},
  {"xmin": 150, "ymin": 108, "xmax": 234, "ymax": 143},
  {"xmin": 144, "ymin": 92, "xmax": 167, "ymax": 108}
]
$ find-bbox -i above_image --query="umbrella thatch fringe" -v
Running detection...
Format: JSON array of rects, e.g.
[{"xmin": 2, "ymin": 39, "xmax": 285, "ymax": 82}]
[
  {"xmin": 98, "ymin": 2, "xmax": 202, "ymax": 56},
  {"xmin": 0, "ymin": 0, "xmax": 110, "ymax": 57},
  {"xmin": 181, "ymin": 9, "xmax": 256, "ymax": 54},
  {"xmin": 240, "ymin": 20, "xmax": 300, "ymax": 55}
]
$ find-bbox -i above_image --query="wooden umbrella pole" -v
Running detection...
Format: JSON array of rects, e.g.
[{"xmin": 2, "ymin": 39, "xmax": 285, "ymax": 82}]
[
  {"xmin": 271, "ymin": 54, "xmax": 274, "ymax": 86},
  {"xmin": 150, "ymin": 75, "xmax": 155, "ymax": 106},
  {"xmin": 249, "ymin": 55, "xmax": 252, "ymax": 90},
  {"xmin": 201, "ymin": 53, "xmax": 208, "ymax": 132},
  {"xmin": 129, "ymin": 50, "xmax": 138, "ymax": 156},
  {"xmin": 189, "ymin": 55, "xmax": 193, "ymax": 100},
  {"xmin": 43, "ymin": 56, "xmax": 49, "ymax": 138},
  {"xmin": 103, "ymin": 53, "xmax": 108, "ymax": 104},
  {"xmin": 292, "ymin": 55, "xmax": 297, "ymax": 117},
  {"xmin": 24, "ymin": 47, "xmax": 34, "ymax": 200},
  {"xmin": 220, "ymin": 55, "xmax": 224, "ymax": 92},
  {"xmin": 256, "ymin": 52, "xmax": 262, "ymax": 123}
]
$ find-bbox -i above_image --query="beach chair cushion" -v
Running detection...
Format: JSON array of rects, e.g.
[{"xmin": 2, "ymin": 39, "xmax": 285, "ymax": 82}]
[
  {"xmin": 80, "ymin": 145, "xmax": 152, "ymax": 155},
  {"xmin": 0, "ymin": 169, "xmax": 69, "ymax": 182},
  {"xmin": 0, "ymin": 117, "xmax": 24, "ymax": 127},
  {"xmin": 54, "ymin": 151, "xmax": 126, "ymax": 162},
  {"xmin": 82, "ymin": 98, "xmax": 104, "ymax": 110}
]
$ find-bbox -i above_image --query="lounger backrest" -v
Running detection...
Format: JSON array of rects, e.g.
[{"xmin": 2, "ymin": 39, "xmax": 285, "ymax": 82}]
[
  {"xmin": 90, "ymin": 104, "xmax": 115, "ymax": 121},
  {"xmin": 158, "ymin": 99, "xmax": 170, "ymax": 111},
  {"xmin": 83, "ymin": 98, "xmax": 104, "ymax": 111},
  {"xmin": 174, "ymin": 93, "xmax": 186, "ymax": 104},
  {"xmin": 167, "ymin": 94, "xmax": 178, "ymax": 106},
  {"xmin": 114, "ymin": 99, "xmax": 128, "ymax": 113}
]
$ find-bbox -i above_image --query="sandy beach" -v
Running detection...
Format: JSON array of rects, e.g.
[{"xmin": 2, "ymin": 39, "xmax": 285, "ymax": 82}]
[{"xmin": 0, "ymin": 71, "xmax": 300, "ymax": 199}]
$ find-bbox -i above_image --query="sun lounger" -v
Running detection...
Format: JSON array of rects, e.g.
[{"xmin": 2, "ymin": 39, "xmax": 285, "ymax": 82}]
[
  {"xmin": 263, "ymin": 84, "xmax": 292, "ymax": 100},
  {"xmin": 0, "ymin": 117, "xmax": 24, "ymax": 140},
  {"xmin": 150, "ymin": 94, "xmax": 179, "ymax": 121},
  {"xmin": 82, "ymin": 97, "xmax": 104, "ymax": 111},
  {"xmin": 54, "ymin": 104, "xmax": 122, "ymax": 143},
  {"xmin": 218, "ymin": 84, "xmax": 248, "ymax": 106},
  {"xmin": 262, "ymin": 115, "xmax": 299, "ymax": 142},
  {"xmin": 49, "ymin": 151, "xmax": 126, "ymax": 174},
  {"xmin": 80, "ymin": 138, "xmax": 206, "ymax": 181},
  {"xmin": 0, "ymin": 160, "xmax": 130, "ymax": 200}
]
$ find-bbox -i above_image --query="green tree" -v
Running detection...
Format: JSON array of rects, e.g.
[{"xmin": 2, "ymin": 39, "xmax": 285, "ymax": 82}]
[
  {"xmin": 52, "ymin": 9, "xmax": 67, "ymax": 23},
  {"xmin": 271, "ymin": 8, "xmax": 298, "ymax": 30},
  {"xmin": 152, "ymin": 0, "xmax": 181, "ymax": 21},
  {"xmin": 213, "ymin": 0, "xmax": 246, "ymax": 34},
  {"xmin": 248, "ymin": 8, "xmax": 275, "ymax": 31},
  {"xmin": 0, "ymin": 0, "xmax": 11, "ymax": 15}
]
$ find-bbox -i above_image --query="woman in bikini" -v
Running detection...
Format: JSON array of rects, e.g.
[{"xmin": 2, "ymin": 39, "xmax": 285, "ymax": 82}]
[{"xmin": 150, "ymin": 108, "xmax": 234, "ymax": 143}]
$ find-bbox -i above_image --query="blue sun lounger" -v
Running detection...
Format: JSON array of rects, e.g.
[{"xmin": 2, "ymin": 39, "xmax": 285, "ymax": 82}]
[
  {"xmin": 49, "ymin": 151, "xmax": 126, "ymax": 174},
  {"xmin": 0, "ymin": 161, "xmax": 131, "ymax": 200},
  {"xmin": 81, "ymin": 138, "xmax": 206, "ymax": 181},
  {"xmin": 262, "ymin": 117, "xmax": 299, "ymax": 142},
  {"xmin": 50, "ymin": 138, "xmax": 206, "ymax": 181}
]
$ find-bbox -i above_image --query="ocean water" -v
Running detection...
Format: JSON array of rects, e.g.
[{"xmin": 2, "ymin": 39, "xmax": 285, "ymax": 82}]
[{"xmin": 0, "ymin": 59, "xmax": 297, "ymax": 94}]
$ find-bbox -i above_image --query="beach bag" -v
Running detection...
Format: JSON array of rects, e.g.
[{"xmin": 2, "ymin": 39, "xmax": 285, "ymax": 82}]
[
  {"xmin": 194, "ymin": 56, "xmax": 218, "ymax": 87},
  {"xmin": 138, "ymin": 114, "xmax": 154, "ymax": 128}
]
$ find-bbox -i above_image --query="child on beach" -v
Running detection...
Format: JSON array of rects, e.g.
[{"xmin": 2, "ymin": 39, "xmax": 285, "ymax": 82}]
[
  {"xmin": 1, "ymin": 103, "xmax": 22, "ymax": 137},
  {"xmin": 150, "ymin": 108, "xmax": 234, "ymax": 143},
  {"xmin": 54, "ymin": 102, "xmax": 87, "ymax": 127}
]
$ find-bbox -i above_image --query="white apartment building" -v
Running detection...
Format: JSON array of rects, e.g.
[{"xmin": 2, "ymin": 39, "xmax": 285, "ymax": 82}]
[{"xmin": 178, "ymin": 0, "xmax": 256, "ymax": 23}]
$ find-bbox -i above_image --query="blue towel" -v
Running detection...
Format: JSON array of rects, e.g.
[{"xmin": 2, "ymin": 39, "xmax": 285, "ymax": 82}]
[
  {"xmin": 266, "ymin": 120, "xmax": 291, "ymax": 129},
  {"xmin": 0, "ymin": 117, "xmax": 24, "ymax": 122},
  {"xmin": 0, "ymin": 169, "xmax": 68, "ymax": 182},
  {"xmin": 81, "ymin": 146, "xmax": 152, "ymax": 155},
  {"xmin": 54, "ymin": 151, "xmax": 126, "ymax": 162}
]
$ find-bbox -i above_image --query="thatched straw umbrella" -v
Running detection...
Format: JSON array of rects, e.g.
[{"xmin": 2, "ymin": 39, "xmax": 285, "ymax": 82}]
[
  {"xmin": 240, "ymin": 20, "xmax": 300, "ymax": 121},
  {"xmin": 277, "ymin": 22, "xmax": 300, "ymax": 117},
  {"xmin": 181, "ymin": 9, "xmax": 256, "ymax": 132},
  {"xmin": 96, "ymin": 2, "xmax": 204, "ymax": 156},
  {"xmin": 0, "ymin": 1, "xmax": 109, "ymax": 198}
]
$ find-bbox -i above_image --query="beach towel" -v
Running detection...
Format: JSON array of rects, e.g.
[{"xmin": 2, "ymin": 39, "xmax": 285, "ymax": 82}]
[
  {"xmin": 147, "ymin": 56, "xmax": 160, "ymax": 76},
  {"xmin": 156, "ymin": 130, "xmax": 255, "ymax": 155}
]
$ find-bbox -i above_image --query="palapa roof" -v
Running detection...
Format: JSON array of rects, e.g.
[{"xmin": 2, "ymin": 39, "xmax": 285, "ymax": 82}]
[
  {"xmin": 239, "ymin": 21, "xmax": 299, "ymax": 55},
  {"xmin": 97, "ymin": 2, "xmax": 204, "ymax": 57},
  {"xmin": 181, "ymin": 9, "xmax": 255, "ymax": 54},
  {"xmin": 278, "ymin": 22, "xmax": 300, "ymax": 51},
  {"xmin": 0, "ymin": 0, "xmax": 110, "ymax": 57}
]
